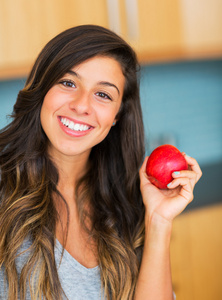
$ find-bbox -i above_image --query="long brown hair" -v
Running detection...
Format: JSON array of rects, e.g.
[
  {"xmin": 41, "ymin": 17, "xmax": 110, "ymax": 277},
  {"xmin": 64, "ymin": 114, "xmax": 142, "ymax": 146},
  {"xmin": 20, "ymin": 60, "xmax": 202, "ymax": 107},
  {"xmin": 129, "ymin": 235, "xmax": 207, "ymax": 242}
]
[{"xmin": 0, "ymin": 25, "xmax": 145, "ymax": 299}]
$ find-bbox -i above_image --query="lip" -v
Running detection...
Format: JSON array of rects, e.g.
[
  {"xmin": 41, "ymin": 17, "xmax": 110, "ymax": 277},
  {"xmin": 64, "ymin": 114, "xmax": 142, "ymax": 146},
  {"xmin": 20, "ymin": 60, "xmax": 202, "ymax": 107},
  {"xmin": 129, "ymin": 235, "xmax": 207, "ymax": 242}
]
[{"xmin": 58, "ymin": 116, "xmax": 94, "ymax": 137}]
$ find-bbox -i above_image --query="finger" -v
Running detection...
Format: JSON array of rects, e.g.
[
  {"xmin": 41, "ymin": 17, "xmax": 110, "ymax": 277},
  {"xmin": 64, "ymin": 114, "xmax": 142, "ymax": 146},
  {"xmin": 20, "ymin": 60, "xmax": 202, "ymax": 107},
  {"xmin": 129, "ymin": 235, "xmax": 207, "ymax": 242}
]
[
  {"xmin": 182, "ymin": 153, "xmax": 202, "ymax": 183},
  {"xmin": 167, "ymin": 177, "xmax": 193, "ymax": 203},
  {"xmin": 139, "ymin": 156, "xmax": 149, "ymax": 174},
  {"xmin": 139, "ymin": 156, "xmax": 162, "ymax": 193},
  {"xmin": 172, "ymin": 169, "xmax": 197, "ymax": 188},
  {"xmin": 139, "ymin": 156, "xmax": 149, "ymax": 185},
  {"xmin": 172, "ymin": 169, "xmax": 197, "ymax": 180}
]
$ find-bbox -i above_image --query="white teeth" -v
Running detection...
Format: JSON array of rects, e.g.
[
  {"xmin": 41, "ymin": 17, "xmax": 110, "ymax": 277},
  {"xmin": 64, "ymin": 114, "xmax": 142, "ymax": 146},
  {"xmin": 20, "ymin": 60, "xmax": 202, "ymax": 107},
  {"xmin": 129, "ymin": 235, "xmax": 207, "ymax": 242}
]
[
  {"xmin": 74, "ymin": 123, "xmax": 80, "ymax": 131},
  {"xmin": 65, "ymin": 119, "xmax": 70, "ymax": 126},
  {"xmin": 69, "ymin": 121, "xmax": 75, "ymax": 130},
  {"xmin": 60, "ymin": 117, "xmax": 90, "ymax": 131}
]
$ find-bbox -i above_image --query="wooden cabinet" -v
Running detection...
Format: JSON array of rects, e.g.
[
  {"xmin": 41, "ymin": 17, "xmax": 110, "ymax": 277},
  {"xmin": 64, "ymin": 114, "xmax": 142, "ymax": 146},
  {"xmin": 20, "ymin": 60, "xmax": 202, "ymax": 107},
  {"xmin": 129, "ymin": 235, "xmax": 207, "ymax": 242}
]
[
  {"xmin": 0, "ymin": 0, "xmax": 109, "ymax": 79},
  {"xmin": 170, "ymin": 204, "xmax": 222, "ymax": 300},
  {"xmin": 120, "ymin": 0, "xmax": 185, "ymax": 63},
  {"xmin": 179, "ymin": 0, "xmax": 222, "ymax": 59},
  {"xmin": 0, "ymin": 0, "xmax": 222, "ymax": 79},
  {"xmin": 119, "ymin": 0, "xmax": 222, "ymax": 63}
]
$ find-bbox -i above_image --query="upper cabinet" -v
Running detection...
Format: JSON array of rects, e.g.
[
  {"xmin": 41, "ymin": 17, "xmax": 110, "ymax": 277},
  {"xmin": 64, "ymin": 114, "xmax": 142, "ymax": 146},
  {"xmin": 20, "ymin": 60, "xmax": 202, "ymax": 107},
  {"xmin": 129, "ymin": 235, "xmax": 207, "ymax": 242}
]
[
  {"xmin": 0, "ymin": 0, "xmax": 222, "ymax": 79},
  {"xmin": 119, "ymin": 0, "xmax": 222, "ymax": 63},
  {"xmin": 0, "ymin": 0, "xmax": 109, "ymax": 79}
]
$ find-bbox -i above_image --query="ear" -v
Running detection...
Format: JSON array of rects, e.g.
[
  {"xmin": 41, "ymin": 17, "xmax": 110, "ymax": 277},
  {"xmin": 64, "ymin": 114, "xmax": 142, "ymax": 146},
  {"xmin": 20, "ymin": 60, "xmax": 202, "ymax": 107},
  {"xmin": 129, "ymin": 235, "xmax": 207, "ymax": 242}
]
[
  {"xmin": 114, "ymin": 102, "xmax": 123, "ymax": 124},
  {"xmin": 112, "ymin": 114, "xmax": 119, "ymax": 126}
]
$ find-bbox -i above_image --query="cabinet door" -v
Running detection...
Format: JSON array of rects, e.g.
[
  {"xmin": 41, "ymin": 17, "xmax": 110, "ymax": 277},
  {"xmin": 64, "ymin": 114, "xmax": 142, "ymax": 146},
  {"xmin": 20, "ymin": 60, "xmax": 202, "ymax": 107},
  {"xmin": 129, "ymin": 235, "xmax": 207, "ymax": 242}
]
[
  {"xmin": 1, "ymin": 0, "xmax": 222, "ymax": 78},
  {"xmin": 135, "ymin": 0, "xmax": 184, "ymax": 62},
  {"xmin": 170, "ymin": 205, "xmax": 222, "ymax": 300},
  {"xmin": 0, "ymin": 0, "xmax": 109, "ymax": 79},
  {"xmin": 119, "ymin": 0, "xmax": 222, "ymax": 63},
  {"xmin": 180, "ymin": 0, "xmax": 222, "ymax": 59}
]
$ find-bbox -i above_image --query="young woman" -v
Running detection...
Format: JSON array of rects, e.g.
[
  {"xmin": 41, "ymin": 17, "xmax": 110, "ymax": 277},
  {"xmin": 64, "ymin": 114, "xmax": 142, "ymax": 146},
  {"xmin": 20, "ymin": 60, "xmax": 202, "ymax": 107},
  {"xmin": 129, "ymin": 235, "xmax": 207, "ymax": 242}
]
[{"xmin": 0, "ymin": 25, "xmax": 202, "ymax": 300}]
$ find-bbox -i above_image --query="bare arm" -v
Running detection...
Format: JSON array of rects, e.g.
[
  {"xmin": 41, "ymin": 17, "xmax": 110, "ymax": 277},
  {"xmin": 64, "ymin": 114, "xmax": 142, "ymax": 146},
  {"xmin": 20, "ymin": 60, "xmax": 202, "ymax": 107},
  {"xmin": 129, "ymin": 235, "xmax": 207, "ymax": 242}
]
[
  {"xmin": 134, "ymin": 154, "xmax": 202, "ymax": 299},
  {"xmin": 134, "ymin": 213, "xmax": 173, "ymax": 300}
]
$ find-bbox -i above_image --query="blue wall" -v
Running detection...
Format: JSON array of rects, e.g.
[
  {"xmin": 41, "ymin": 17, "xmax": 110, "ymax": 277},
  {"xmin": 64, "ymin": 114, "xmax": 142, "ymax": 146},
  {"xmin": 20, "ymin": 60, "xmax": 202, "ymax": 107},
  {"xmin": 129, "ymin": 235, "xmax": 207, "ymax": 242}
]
[
  {"xmin": 140, "ymin": 59, "xmax": 222, "ymax": 165},
  {"xmin": 0, "ymin": 59, "xmax": 222, "ymax": 167},
  {"xmin": 0, "ymin": 78, "xmax": 26, "ymax": 125}
]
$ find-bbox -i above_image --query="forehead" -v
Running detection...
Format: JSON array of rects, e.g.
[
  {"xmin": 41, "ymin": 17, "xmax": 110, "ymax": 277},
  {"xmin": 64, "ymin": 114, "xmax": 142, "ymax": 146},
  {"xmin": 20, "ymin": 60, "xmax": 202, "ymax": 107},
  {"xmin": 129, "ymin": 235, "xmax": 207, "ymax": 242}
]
[
  {"xmin": 73, "ymin": 55, "xmax": 123, "ymax": 75},
  {"xmin": 70, "ymin": 55, "xmax": 125, "ymax": 93}
]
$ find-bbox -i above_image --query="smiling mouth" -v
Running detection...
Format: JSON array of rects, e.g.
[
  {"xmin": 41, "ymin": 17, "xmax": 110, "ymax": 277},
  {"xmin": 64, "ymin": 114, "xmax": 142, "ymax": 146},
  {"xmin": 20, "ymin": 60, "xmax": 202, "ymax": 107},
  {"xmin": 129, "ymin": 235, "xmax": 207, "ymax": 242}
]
[{"xmin": 60, "ymin": 117, "xmax": 92, "ymax": 132}]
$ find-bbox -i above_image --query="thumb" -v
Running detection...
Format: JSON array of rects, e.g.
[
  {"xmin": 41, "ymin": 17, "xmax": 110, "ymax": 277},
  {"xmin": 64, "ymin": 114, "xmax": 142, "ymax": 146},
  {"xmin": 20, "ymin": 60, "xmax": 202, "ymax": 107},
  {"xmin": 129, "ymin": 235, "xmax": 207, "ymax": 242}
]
[
  {"xmin": 139, "ymin": 156, "xmax": 156, "ymax": 192},
  {"xmin": 139, "ymin": 156, "xmax": 149, "ymax": 186}
]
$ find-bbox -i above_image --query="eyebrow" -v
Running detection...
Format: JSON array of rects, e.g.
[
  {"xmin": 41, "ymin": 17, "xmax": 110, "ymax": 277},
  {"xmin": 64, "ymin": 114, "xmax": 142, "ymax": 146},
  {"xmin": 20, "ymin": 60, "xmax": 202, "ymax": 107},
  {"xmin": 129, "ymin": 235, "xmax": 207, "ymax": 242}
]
[
  {"xmin": 67, "ymin": 70, "xmax": 120, "ymax": 95},
  {"xmin": 98, "ymin": 81, "xmax": 120, "ymax": 95}
]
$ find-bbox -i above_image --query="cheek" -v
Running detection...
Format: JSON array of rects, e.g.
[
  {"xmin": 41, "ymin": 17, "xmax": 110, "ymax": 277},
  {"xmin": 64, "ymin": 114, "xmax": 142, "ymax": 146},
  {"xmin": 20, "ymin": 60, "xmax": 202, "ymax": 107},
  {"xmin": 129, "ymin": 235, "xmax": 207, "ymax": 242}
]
[
  {"xmin": 40, "ymin": 91, "xmax": 61, "ymax": 121},
  {"xmin": 98, "ymin": 100, "xmax": 122, "ymax": 125},
  {"xmin": 40, "ymin": 93, "xmax": 57, "ymax": 131},
  {"xmin": 98, "ymin": 110, "xmax": 117, "ymax": 128},
  {"xmin": 42, "ymin": 87, "xmax": 66, "ymax": 110},
  {"xmin": 40, "ymin": 99, "xmax": 50, "ymax": 128}
]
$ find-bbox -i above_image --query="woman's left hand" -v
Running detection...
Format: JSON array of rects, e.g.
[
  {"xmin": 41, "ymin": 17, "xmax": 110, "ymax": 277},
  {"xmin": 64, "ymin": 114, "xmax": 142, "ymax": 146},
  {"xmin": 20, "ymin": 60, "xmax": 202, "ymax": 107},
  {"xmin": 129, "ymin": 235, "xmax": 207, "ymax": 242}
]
[{"xmin": 139, "ymin": 153, "xmax": 202, "ymax": 224}]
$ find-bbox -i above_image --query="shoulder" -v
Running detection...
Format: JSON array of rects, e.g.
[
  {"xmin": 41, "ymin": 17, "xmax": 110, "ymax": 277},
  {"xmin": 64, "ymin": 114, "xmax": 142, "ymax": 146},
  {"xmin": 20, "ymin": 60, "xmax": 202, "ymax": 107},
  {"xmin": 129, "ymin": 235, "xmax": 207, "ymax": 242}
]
[
  {"xmin": 0, "ymin": 238, "xmax": 35, "ymax": 299},
  {"xmin": 0, "ymin": 264, "xmax": 8, "ymax": 298}
]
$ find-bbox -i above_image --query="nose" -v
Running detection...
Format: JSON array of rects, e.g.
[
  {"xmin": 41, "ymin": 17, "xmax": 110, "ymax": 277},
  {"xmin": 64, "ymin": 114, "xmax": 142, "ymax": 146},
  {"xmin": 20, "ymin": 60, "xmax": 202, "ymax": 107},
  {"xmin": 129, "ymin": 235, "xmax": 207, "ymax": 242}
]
[{"xmin": 69, "ymin": 91, "xmax": 92, "ymax": 115}]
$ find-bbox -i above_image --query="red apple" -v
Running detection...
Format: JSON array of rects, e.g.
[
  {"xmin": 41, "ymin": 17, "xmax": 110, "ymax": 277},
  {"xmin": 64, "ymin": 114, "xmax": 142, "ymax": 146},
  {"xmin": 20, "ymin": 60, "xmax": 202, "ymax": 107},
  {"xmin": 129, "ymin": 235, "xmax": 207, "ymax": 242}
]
[{"xmin": 146, "ymin": 144, "xmax": 188, "ymax": 189}]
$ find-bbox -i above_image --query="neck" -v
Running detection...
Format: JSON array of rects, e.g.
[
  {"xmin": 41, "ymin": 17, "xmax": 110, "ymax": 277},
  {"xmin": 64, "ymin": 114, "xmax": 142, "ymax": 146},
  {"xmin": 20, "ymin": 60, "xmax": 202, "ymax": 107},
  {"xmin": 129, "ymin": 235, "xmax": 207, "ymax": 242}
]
[
  {"xmin": 51, "ymin": 148, "xmax": 91, "ymax": 235},
  {"xmin": 48, "ymin": 147, "xmax": 91, "ymax": 200}
]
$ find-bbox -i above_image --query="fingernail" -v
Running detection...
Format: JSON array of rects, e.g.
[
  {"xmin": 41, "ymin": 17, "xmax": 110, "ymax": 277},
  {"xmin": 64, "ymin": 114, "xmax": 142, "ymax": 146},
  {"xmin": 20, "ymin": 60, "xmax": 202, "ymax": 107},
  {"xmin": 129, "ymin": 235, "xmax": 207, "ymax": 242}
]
[
  {"xmin": 167, "ymin": 182, "xmax": 172, "ymax": 188},
  {"xmin": 185, "ymin": 153, "xmax": 191, "ymax": 157},
  {"xmin": 173, "ymin": 171, "xmax": 180, "ymax": 175}
]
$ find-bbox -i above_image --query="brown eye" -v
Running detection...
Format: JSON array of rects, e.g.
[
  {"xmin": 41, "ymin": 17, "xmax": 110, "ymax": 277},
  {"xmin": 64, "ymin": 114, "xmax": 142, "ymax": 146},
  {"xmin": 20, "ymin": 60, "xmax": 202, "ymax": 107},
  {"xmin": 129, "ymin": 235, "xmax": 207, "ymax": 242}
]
[
  {"xmin": 96, "ymin": 92, "xmax": 112, "ymax": 100},
  {"xmin": 59, "ymin": 80, "xmax": 76, "ymax": 88}
]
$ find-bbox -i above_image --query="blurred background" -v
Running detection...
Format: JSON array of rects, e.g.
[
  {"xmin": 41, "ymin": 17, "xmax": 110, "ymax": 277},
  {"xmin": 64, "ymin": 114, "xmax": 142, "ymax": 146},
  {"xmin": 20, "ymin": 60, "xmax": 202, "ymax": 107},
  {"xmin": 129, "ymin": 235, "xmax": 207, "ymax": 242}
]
[{"xmin": 0, "ymin": 0, "xmax": 221, "ymax": 299}]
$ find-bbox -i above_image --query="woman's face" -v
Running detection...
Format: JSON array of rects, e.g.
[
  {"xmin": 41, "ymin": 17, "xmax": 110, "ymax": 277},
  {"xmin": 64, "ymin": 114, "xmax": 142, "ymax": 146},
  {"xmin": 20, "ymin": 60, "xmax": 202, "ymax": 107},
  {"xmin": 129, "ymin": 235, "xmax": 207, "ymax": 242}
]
[{"xmin": 40, "ymin": 55, "xmax": 125, "ymax": 160}]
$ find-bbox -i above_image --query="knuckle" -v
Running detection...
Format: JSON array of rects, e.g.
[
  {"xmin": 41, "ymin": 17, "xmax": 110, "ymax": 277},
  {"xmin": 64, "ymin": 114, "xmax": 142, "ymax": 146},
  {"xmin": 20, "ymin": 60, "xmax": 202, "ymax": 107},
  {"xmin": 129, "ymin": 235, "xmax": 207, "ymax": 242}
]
[
  {"xmin": 185, "ymin": 178, "xmax": 190, "ymax": 184},
  {"xmin": 189, "ymin": 194, "xmax": 194, "ymax": 203}
]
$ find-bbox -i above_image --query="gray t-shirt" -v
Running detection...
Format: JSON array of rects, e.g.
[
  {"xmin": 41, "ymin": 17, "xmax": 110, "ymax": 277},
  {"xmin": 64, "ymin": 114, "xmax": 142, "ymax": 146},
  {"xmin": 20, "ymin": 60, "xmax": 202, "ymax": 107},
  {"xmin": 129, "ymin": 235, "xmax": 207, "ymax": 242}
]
[
  {"xmin": 0, "ymin": 238, "xmax": 104, "ymax": 299},
  {"xmin": 0, "ymin": 239, "xmax": 176, "ymax": 300}
]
